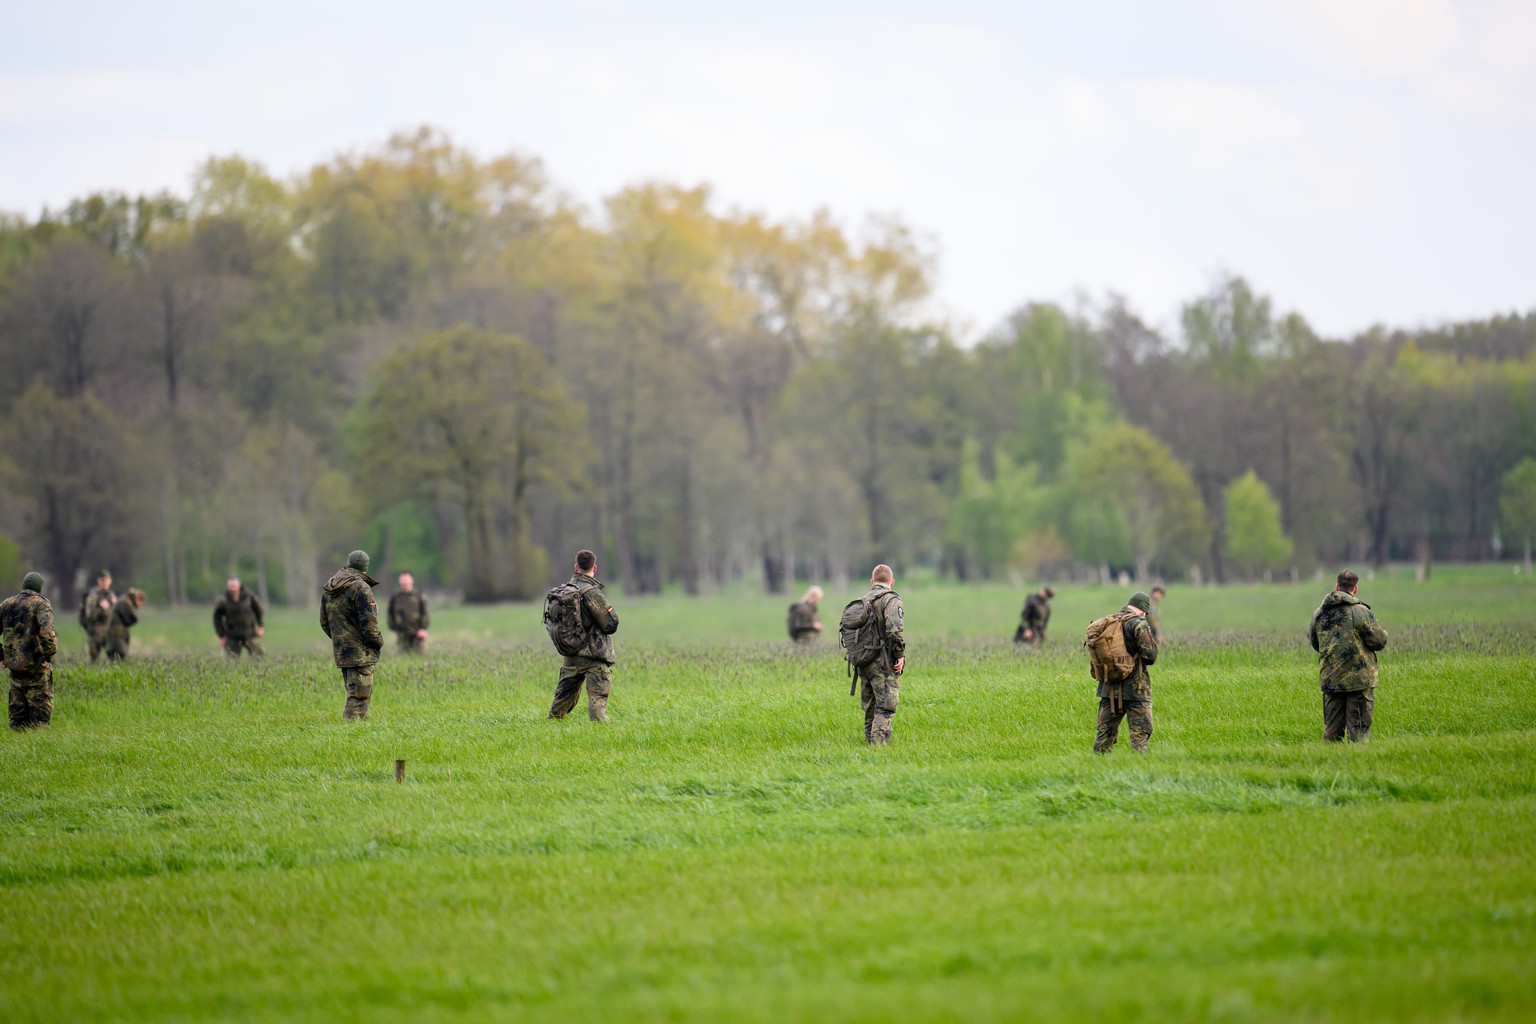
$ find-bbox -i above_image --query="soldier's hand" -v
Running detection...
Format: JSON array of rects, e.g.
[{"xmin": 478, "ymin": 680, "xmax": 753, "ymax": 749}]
[
  {"xmin": 218, "ymin": 637, "xmax": 227, "ymax": 647},
  {"xmin": 256, "ymin": 626, "xmax": 265, "ymax": 637},
  {"xmin": 416, "ymin": 629, "xmax": 427, "ymax": 639},
  {"xmin": 813, "ymin": 621, "xmax": 823, "ymax": 632},
  {"xmin": 893, "ymin": 657, "xmax": 905, "ymax": 675}
]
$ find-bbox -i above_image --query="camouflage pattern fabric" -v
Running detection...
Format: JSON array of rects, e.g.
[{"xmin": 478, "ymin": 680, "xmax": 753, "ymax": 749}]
[
  {"xmin": 388, "ymin": 591, "xmax": 430, "ymax": 652},
  {"xmin": 341, "ymin": 666, "xmax": 374, "ymax": 721},
  {"xmin": 79, "ymin": 584, "xmax": 116, "ymax": 662},
  {"xmin": 8, "ymin": 667, "xmax": 53, "ymax": 731},
  {"xmin": 1093, "ymin": 607, "xmax": 1158, "ymax": 753},
  {"xmin": 1148, "ymin": 600, "xmax": 1162, "ymax": 642},
  {"xmin": 787, "ymin": 600, "xmax": 818, "ymax": 641},
  {"xmin": 549, "ymin": 655, "xmax": 612, "ymax": 722},
  {"xmin": 1015, "ymin": 592, "xmax": 1050, "ymax": 645},
  {"xmin": 2, "ymin": 590, "xmax": 58, "ymax": 730},
  {"xmin": 105, "ymin": 594, "xmax": 138, "ymax": 661},
  {"xmin": 1308, "ymin": 591, "xmax": 1388, "ymax": 693},
  {"xmin": 319, "ymin": 568, "xmax": 383, "ymax": 670},
  {"xmin": 567, "ymin": 575, "xmax": 619, "ymax": 664},
  {"xmin": 213, "ymin": 589, "xmax": 265, "ymax": 650},
  {"xmin": 854, "ymin": 583, "xmax": 904, "ymax": 745},
  {"xmin": 224, "ymin": 636, "xmax": 264, "ymax": 659},
  {"xmin": 1323, "ymin": 689, "xmax": 1374, "ymax": 743}
]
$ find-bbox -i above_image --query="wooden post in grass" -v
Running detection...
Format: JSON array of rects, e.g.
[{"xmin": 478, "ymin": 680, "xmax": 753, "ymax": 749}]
[{"xmin": 395, "ymin": 759, "xmax": 406, "ymax": 783}]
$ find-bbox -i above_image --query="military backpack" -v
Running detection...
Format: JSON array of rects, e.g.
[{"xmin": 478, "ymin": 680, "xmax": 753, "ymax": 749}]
[
  {"xmin": 1084, "ymin": 612, "xmax": 1137, "ymax": 683},
  {"xmin": 839, "ymin": 591, "xmax": 895, "ymax": 672},
  {"xmin": 543, "ymin": 580, "xmax": 593, "ymax": 657}
]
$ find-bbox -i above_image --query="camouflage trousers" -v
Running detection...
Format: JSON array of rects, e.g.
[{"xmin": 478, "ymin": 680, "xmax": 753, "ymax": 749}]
[
  {"xmin": 1094, "ymin": 687, "xmax": 1153, "ymax": 753},
  {"xmin": 1013, "ymin": 624, "xmax": 1045, "ymax": 647},
  {"xmin": 395, "ymin": 631, "xmax": 425, "ymax": 654},
  {"xmin": 8, "ymin": 667, "xmax": 53, "ymax": 731},
  {"xmin": 341, "ymin": 666, "xmax": 374, "ymax": 720},
  {"xmin": 550, "ymin": 656, "xmax": 611, "ymax": 722},
  {"xmin": 86, "ymin": 631, "xmax": 109, "ymax": 663},
  {"xmin": 1322, "ymin": 688, "xmax": 1374, "ymax": 743},
  {"xmin": 106, "ymin": 637, "xmax": 130, "ymax": 662},
  {"xmin": 859, "ymin": 665, "xmax": 900, "ymax": 745},
  {"xmin": 224, "ymin": 636, "xmax": 263, "ymax": 659}
]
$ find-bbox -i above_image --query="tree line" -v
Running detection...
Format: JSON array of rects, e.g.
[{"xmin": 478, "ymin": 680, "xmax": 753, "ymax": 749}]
[{"xmin": 1, "ymin": 126, "xmax": 1533, "ymax": 608}]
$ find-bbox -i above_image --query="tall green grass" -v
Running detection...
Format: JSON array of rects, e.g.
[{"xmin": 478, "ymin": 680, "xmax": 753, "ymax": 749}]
[{"xmin": 1, "ymin": 567, "xmax": 1533, "ymax": 1021}]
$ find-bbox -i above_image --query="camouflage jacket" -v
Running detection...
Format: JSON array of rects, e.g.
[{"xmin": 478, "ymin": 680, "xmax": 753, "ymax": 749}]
[
  {"xmin": 1096, "ymin": 606, "xmax": 1158, "ymax": 699},
  {"xmin": 320, "ymin": 568, "xmax": 383, "ymax": 669},
  {"xmin": 79, "ymin": 585, "xmax": 116, "ymax": 635},
  {"xmin": 1, "ymin": 591, "xmax": 59, "ymax": 674},
  {"xmin": 107, "ymin": 596, "xmax": 139, "ymax": 643},
  {"xmin": 213, "ymin": 590, "xmax": 264, "ymax": 639},
  {"xmin": 1022, "ymin": 592, "xmax": 1051, "ymax": 632},
  {"xmin": 388, "ymin": 591, "xmax": 429, "ymax": 634},
  {"xmin": 1308, "ymin": 591, "xmax": 1388, "ymax": 693},
  {"xmin": 567, "ymin": 574, "xmax": 619, "ymax": 664},
  {"xmin": 859, "ymin": 583, "xmax": 905, "ymax": 670},
  {"xmin": 787, "ymin": 600, "xmax": 819, "ymax": 640}
]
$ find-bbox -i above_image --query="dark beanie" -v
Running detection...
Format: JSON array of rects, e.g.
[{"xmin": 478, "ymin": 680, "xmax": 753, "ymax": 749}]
[
  {"xmin": 1128, "ymin": 591, "xmax": 1152, "ymax": 613},
  {"xmin": 21, "ymin": 572, "xmax": 44, "ymax": 592},
  {"xmin": 347, "ymin": 550, "xmax": 370, "ymax": 572}
]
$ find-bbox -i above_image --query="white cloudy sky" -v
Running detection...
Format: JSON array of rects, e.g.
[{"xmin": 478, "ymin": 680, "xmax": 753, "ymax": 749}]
[{"xmin": 3, "ymin": 0, "xmax": 1532, "ymax": 340}]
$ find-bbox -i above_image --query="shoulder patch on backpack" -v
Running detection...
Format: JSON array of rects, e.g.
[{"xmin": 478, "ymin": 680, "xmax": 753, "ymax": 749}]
[{"xmin": 1084, "ymin": 612, "xmax": 1137, "ymax": 684}]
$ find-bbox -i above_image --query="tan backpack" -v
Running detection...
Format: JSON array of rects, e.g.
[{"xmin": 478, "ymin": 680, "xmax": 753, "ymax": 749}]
[{"xmin": 1084, "ymin": 612, "xmax": 1137, "ymax": 683}]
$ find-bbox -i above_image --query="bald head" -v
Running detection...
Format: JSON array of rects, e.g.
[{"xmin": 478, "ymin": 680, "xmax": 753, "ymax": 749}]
[{"xmin": 871, "ymin": 564, "xmax": 894, "ymax": 585}]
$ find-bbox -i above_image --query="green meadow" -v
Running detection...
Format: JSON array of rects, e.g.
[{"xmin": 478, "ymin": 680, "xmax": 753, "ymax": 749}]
[{"xmin": 2, "ymin": 568, "xmax": 1534, "ymax": 1022}]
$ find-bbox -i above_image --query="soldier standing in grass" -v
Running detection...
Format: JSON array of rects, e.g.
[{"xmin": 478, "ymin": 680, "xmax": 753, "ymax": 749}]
[
  {"xmin": 1013, "ymin": 585, "xmax": 1053, "ymax": 646},
  {"xmin": 2, "ymin": 572, "xmax": 58, "ymax": 730},
  {"xmin": 787, "ymin": 585, "xmax": 824, "ymax": 642},
  {"xmin": 1308, "ymin": 569, "xmax": 1389, "ymax": 743},
  {"xmin": 320, "ymin": 550, "xmax": 384, "ymax": 721},
  {"xmin": 105, "ymin": 588, "xmax": 147, "ymax": 662},
  {"xmin": 78, "ymin": 569, "xmax": 115, "ymax": 663},
  {"xmin": 1089, "ymin": 591, "xmax": 1159, "ymax": 754},
  {"xmin": 213, "ymin": 577, "xmax": 265, "ymax": 658},
  {"xmin": 387, "ymin": 571, "xmax": 430, "ymax": 653},
  {"xmin": 546, "ymin": 549, "xmax": 619, "ymax": 722},
  {"xmin": 850, "ymin": 564, "xmax": 904, "ymax": 746},
  {"xmin": 1148, "ymin": 585, "xmax": 1166, "ymax": 641}
]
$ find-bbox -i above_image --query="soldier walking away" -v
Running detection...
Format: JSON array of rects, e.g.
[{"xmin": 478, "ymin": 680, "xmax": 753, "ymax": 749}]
[
  {"xmin": 105, "ymin": 588, "xmax": 147, "ymax": 662},
  {"xmin": 787, "ymin": 585, "xmax": 824, "ymax": 642},
  {"xmin": 1087, "ymin": 591, "xmax": 1159, "ymax": 753},
  {"xmin": 1148, "ymin": 585, "xmax": 1166, "ymax": 641},
  {"xmin": 2, "ymin": 572, "xmax": 59, "ymax": 730},
  {"xmin": 320, "ymin": 550, "xmax": 384, "ymax": 721},
  {"xmin": 387, "ymin": 571, "xmax": 430, "ymax": 653},
  {"xmin": 1308, "ymin": 569, "xmax": 1389, "ymax": 742},
  {"xmin": 841, "ymin": 564, "xmax": 905, "ymax": 746},
  {"xmin": 1013, "ymin": 585, "xmax": 1053, "ymax": 646},
  {"xmin": 78, "ymin": 569, "xmax": 116, "ymax": 662},
  {"xmin": 545, "ymin": 549, "xmax": 619, "ymax": 722},
  {"xmin": 213, "ymin": 577, "xmax": 265, "ymax": 658}
]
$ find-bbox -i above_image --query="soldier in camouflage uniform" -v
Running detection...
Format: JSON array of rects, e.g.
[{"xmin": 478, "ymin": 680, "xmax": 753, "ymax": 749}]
[
  {"xmin": 1093, "ymin": 591, "xmax": 1159, "ymax": 754},
  {"xmin": 213, "ymin": 577, "xmax": 265, "ymax": 658},
  {"xmin": 320, "ymin": 550, "xmax": 384, "ymax": 721},
  {"xmin": 387, "ymin": 571, "xmax": 430, "ymax": 653},
  {"xmin": 787, "ymin": 585, "xmax": 823, "ymax": 642},
  {"xmin": 78, "ymin": 569, "xmax": 116, "ymax": 663},
  {"xmin": 2, "ymin": 572, "xmax": 59, "ymax": 730},
  {"xmin": 1308, "ymin": 569, "xmax": 1389, "ymax": 742},
  {"xmin": 1013, "ymin": 586, "xmax": 1053, "ymax": 646},
  {"xmin": 105, "ymin": 588, "xmax": 147, "ymax": 662},
  {"xmin": 855, "ymin": 564, "xmax": 905, "ymax": 746},
  {"xmin": 548, "ymin": 549, "xmax": 620, "ymax": 722},
  {"xmin": 1148, "ymin": 585, "xmax": 1166, "ymax": 641}
]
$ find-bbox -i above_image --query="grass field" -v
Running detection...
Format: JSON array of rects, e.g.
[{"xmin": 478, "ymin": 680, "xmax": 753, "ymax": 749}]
[{"xmin": 2, "ymin": 568, "xmax": 1534, "ymax": 1022}]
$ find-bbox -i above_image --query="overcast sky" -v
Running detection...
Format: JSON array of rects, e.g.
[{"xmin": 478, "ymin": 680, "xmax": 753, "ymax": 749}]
[{"xmin": 3, "ymin": 0, "xmax": 1532, "ymax": 341}]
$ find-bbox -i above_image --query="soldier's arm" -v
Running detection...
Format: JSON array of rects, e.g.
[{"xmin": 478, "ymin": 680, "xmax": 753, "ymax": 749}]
[
  {"xmin": 252, "ymin": 595, "xmax": 265, "ymax": 628},
  {"xmin": 319, "ymin": 597, "xmax": 332, "ymax": 638},
  {"xmin": 387, "ymin": 595, "xmax": 402, "ymax": 631},
  {"xmin": 884, "ymin": 596, "xmax": 905, "ymax": 660},
  {"xmin": 584, "ymin": 589, "xmax": 619, "ymax": 635},
  {"xmin": 419, "ymin": 596, "xmax": 429, "ymax": 629},
  {"xmin": 1357, "ymin": 607, "xmax": 1388, "ymax": 651},
  {"xmin": 1131, "ymin": 617, "xmax": 1158, "ymax": 665},
  {"xmin": 359, "ymin": 589, "xmax": 384, "ymax": 650},
  {"xmin": 213, "ymin": 604, "xmax": 227, "ymax": 638},
  {"xmin": 37, "ymin": 604, "xmax": 58, "ymax": 660},
  {"xmin": 1307, "ymin": 611, "xmax": 1321, "ymax": 652},
  {"xmin": 79, "ymin": 593, "xmax": 90, "ymax": 628}
]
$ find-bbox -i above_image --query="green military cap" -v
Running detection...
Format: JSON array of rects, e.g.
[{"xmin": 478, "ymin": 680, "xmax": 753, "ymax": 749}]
[
  {"xmin": 97, "ymin": 569, "xmax": 112, "ymax": 578},
  {"xmin": 22, "ymin": 572, "xmax": 44, "ymax": 592},
  {"xmin": 347, "ymin": 550, "xmax": 371, "ymax": 572},
  {"xmin": 1128, "ymin": 591, "xmax": 1151, "ymax": 613}
]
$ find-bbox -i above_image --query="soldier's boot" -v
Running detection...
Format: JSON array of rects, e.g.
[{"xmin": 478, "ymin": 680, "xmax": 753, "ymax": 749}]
[
  {"xmin": 867, "ymin": 709, "xmax": 893, "ymax": 746},
  {"xmin": 343, "ymin": 697, "xmax": 369, "ymax": 721}
]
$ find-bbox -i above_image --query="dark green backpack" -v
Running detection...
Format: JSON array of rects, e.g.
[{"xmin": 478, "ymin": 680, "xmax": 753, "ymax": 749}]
[{"xmin": 839, "ymin": 591, "xmax": 895, "ymax": 691}]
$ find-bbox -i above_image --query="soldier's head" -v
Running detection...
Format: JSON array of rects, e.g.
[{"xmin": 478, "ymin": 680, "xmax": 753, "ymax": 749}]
[
  {"xmin": 226, "ymin": 577, "xmax": 241, "ymax": 597},
  {"xmin": 1150, "ymin": 585, "xmax": 1166, "ymax": 601},
  {"xmin": 347, "ymin": 550, "xmax": 370, "ymax": 573},
  {"xmin": 803, "ymin": 585, "xmax": 823, "ymax": 606},
  {"xmin": 398, "ymin": 572, "xmax": 414, "ymax": 592},
  {"xmin": 1336, "ymin": 569, "xmax": 1359, "ymax": 595},
  {"xmin": 21, "ymin": 572, "xmax": 43, "ymax": 593},
  {"xmin": 575, "ymin": 549, "xmax": 597, "ymax": 575},
  {"xmin": 1041, "ymin": 586, "xmax": 1055, "ymax": 599},
  {"xmin": 871, "ymin": 564, "xmax": 894, "ymax": 586},
  {"xmin": 1127, "ymin": 591, "xmax": 1152, "ymax": 615},
  {"xmin": 97, "ymin": 569, "xmax": 112, "ymax": 589},
  {"xmin": 129, "ymin": 588, "xmax": 147, "ymax": 607}
]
